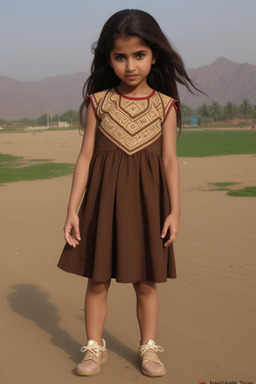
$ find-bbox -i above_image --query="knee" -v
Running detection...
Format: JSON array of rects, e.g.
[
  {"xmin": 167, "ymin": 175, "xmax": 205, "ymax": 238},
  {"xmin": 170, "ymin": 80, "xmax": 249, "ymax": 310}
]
[
  {"xmin": 133, "ymin": 281, "xmax": 157, "ymax": 297},
  {"xmin": 87, "ymin": 279, "xmax": 111, "ymax": 296}
]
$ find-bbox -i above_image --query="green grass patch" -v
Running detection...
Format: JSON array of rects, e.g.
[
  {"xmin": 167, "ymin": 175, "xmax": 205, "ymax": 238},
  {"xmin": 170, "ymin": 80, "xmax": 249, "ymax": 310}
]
[
  {"xmin": 207, "ymin": 181, "xmax": 256, "ymax": 197},
  {"xmin": 227, "ymin": 186, "xmax": 256, "ymax": 197},
  {"xmin": 0, "ymin": 153, "xmax": 74, "ymax": 183},
  {"xmin": 177, "ymin": 130, "xmax": 256, "ymax": 157},
  {"xmin": 0, "ymin": 153, "xmax": 23, "ymax": 163},
  {"xmin": 0, "ymin": 127, "xmax": 26, "ymax": 133},
  {"xmin": 29, "ymin": 158, "xmax": 52, "ymax": 163},
  {"xmin": 44, "ymin": 126, "xmax": 79, "ymax": 132},
  {"xmin": 209, "ymin": 182, "xmax": 241, "ymax": 190},
  {"xmin": 0, "ymin": 126, "xmax": 79, "ymax": 133}
]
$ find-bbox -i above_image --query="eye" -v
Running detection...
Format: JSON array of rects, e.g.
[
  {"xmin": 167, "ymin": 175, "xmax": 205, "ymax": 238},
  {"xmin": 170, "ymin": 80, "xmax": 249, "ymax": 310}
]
[
  {"xmin": 136, "ymin": 53, "xmax": 145, "ymax": 59},
  {"xmin": 114, "ymin": 55, "xmax": 125, "ymax": 61}
]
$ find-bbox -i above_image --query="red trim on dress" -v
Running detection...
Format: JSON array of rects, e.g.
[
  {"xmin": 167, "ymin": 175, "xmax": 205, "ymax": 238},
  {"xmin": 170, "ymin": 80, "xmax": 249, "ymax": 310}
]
[
  {"xmin": 163, "ymin": 99, "xmax": 180, "ymax": 122},
  {"xmin": 86, "ymin": 95, "xmax": 97, "ymax": 118}
]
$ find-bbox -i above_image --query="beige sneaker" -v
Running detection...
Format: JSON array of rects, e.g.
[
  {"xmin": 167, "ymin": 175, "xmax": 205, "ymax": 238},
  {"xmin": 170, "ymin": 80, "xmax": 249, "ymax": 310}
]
[
  {"xmin": 137, "ymin": 339, "xmax": 166, "ymax": 377},
  {"xmin": 75, "ymin": 338, "xmax": 107, "ymax": 376}
]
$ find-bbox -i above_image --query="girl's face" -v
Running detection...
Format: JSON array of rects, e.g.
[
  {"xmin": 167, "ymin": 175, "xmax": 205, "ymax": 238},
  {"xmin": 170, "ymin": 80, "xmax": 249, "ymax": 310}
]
[{"xmin": 109, "ymin": 35, "xmax": 156, "ymax": 93}]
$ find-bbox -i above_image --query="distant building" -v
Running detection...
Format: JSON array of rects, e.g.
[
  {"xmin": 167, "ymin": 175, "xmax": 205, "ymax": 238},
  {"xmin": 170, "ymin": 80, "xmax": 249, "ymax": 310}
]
[
  {"xmin": 191, "ymin": 118, "xmax": 198, "ymax": 126},
  {"xmin": 51, "ymin": 121, "xmax": 70, "ymax": 128}
]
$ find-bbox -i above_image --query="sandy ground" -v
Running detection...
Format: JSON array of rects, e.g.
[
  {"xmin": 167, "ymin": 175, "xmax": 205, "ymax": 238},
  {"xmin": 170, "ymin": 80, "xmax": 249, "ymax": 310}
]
[{"xmin": 1, "ymin": 130, "xmax": 256, "ymax": 384}]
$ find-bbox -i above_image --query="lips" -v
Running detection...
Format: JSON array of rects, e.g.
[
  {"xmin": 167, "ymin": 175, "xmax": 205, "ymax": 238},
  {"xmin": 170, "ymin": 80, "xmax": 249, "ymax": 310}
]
[
  {"xmin": 126, "ymin": 74, "xmax": 138, "ymax": 80},
  {"xmin": 126, "ymin": 75, "xmax": 138, "ymax": 81}
]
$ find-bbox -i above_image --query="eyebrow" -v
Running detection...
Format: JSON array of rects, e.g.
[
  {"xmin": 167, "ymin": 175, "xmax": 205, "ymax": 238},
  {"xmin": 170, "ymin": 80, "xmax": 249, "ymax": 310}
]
[{"xmin": 112, "ymin": 50, "xmax": 148, "ymax": 55}]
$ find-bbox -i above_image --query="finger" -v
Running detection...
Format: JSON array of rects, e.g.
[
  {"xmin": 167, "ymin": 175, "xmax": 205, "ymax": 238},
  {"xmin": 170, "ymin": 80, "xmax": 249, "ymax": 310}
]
[
  {"xmin": 64, "ymin": 225, "xmax": 72, "ymax": 241},
  {"xmin": 73, "ymin": 224, "xmax": 81, "ymax": 241},
  {"xmin": 65, "ymin": 235, "xmax": 74, "ymax": 247},
  {"xmin": 64, "ymin": 227, "xmax": 77, "ymax": 248},
  {"xmin": 164, "ymin": 229, "xmax": 178, "ymax": 247},
  {"xmin": 161, "ymin": 222, "xmax": 169, "ymax": 238},
  {"xmin": 64, "ymin": 229, "xmax": 70, "ymax": 243},
  {"xmin": 164, "ymin": 237, "xmax": 171, "ymax": 247},
  {"xmin": 71, "ymin": 235, "xmax": 80, "ymax": 247},
  {"xmin": 65, "ymin": 234, "xmax": 76, "ymax": 248}
]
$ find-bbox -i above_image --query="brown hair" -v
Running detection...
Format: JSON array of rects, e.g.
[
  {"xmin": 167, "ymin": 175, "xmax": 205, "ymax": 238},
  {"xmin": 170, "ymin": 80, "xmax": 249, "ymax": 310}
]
[{"xmin": 80, "ymin": 9, "xmax": 203, "ymax": 129}]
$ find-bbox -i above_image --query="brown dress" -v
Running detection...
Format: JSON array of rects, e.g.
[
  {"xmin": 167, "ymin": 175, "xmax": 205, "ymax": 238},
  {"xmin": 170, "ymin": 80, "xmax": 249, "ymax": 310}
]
[{"xmin": 58, "ymin": 88, "xmax": 179, "ymax": 283}]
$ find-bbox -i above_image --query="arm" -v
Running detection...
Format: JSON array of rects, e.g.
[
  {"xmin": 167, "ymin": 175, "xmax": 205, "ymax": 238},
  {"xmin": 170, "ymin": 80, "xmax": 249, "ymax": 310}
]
[
  {"xmin": 161, "ymin": 106, "xmax": 181, "ymax": 247},
  {"xmin": 63, "ymin": 103, "xmax": 97, "ymax": 247}
]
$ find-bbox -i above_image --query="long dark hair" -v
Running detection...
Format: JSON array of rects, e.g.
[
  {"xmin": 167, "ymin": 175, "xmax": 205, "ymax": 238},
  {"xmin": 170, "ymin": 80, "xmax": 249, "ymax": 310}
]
[{"xmin": 80, "ymin": 9, "xmax": 203, "ymax": 129}]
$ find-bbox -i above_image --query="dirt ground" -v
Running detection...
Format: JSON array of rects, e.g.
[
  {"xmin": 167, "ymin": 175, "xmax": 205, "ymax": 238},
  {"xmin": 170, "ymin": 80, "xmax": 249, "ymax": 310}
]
[{"xmin": 1, "ymin": 130, "xmax": 256, "ymax": 384}]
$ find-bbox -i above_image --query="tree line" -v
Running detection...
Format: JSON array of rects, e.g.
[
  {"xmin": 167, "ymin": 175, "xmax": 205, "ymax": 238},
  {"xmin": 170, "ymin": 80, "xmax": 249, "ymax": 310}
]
[
  {"xmin": 181, "ymin": 98, "xmax": 256, "ymax": 126},
  {"xmin": 1, "ymin": 98, "xmax": 256, "ymax": 128},
  {"xmin": 0, "ymin": 110, "xmax": 79, "ymax": 128}
]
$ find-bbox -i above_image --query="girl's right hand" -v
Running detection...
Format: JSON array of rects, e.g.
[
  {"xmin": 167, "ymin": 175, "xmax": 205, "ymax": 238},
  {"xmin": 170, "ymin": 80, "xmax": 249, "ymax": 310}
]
[{"xmin": 63, "ymin": 211, "xmax": 81, "ymax": 248}]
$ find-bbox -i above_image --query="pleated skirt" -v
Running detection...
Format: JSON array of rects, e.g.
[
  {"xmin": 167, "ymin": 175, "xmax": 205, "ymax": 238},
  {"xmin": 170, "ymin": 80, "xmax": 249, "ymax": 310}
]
[{"xmin": 58, "ymin": 130, "xmax": 176, "ymax": 283}]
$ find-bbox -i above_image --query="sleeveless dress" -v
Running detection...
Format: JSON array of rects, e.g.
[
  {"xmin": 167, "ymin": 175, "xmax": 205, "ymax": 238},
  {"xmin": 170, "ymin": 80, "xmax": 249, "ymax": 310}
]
[{"xmin": 58, "ymin": 88, "xmax": 180, "ymax": 283}]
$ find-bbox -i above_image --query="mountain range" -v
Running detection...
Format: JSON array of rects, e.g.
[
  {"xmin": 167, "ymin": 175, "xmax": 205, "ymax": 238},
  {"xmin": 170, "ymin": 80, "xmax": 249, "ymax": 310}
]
[
  {"xmin": 179, "ymin": 57, "xmax": 256, "ymax": 108},
  {"xmin": 0, "ymin": 57, "xmax": 255, "ymax": 120}
]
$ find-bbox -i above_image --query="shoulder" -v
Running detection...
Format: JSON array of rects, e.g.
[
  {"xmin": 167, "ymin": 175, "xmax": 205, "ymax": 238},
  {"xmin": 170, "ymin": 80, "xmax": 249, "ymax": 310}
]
[
  {"xmin": 155, "ymin": 91, "xmax": 180, "ymax": 113},
  {"xmin": 86, "ymin": 89, "xmax": 111, "ymax": 108},
  {"xmin": 151, "ymin": 91, "xmax": 180, "ymax": 122},
  {"xmin": 86, "ymin": 89, "xmax": 113, "ymax": 118}
]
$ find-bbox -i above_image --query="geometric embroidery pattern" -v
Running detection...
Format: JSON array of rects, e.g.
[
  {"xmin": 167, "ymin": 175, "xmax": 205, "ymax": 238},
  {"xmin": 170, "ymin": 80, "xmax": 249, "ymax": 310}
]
[{"xmin": 88, "ymin": 88, "xmax": 177, "ymax": 156}]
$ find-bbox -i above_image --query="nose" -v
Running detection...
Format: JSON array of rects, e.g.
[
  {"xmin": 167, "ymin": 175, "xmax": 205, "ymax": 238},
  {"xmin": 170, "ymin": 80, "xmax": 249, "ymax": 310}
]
[{"xmin": 126, "ymin": 58, "xmax": 135, "ymax": 72}]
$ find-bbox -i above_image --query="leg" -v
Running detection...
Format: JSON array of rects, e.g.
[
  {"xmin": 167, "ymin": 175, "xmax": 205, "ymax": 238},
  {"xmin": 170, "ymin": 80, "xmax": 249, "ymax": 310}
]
[
  {"xmin": 85, "ymin": 278, "xmax": 111, "ymax": 344},
  {"xmin": 133, "ymin": 281, "xmax": 166, "ymax": 377},
  {"xmin": 76, "ymin": 279, "xmax": 110, "ymax": 376},
  {"xmin": 133, "ymin": 281, "xmax": 159, "ymax": 344}
]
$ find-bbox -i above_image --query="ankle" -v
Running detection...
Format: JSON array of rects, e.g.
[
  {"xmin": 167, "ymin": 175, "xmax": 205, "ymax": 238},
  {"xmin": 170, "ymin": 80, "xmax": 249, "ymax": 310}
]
[
  {"xmin": 87, "ymin": 338, "xmax": 103, "ymax": 346},
  {"xmin": 139, "ymin": 338, "xmax": 156, "ymax": 346}
]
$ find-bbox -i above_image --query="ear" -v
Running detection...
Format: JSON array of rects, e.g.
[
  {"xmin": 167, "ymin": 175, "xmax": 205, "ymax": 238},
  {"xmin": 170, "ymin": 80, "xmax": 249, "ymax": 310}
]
[{"xmin": 152, "ymin": 57, "xmax": 156, "ymax": 65}]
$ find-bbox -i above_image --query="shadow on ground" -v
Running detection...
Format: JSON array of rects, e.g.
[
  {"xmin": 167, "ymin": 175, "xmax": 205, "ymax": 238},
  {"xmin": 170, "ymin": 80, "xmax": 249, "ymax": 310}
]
[{"xmin": 7, "ymin": 284, "xmax": 137, "ymax": 368}]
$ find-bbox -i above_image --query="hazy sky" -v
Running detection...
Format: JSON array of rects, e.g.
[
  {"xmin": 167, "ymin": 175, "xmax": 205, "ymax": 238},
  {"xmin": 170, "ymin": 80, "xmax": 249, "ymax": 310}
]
[{"xmin": 1, "ymin": 0, "xmax": 256, "ymax": 81}]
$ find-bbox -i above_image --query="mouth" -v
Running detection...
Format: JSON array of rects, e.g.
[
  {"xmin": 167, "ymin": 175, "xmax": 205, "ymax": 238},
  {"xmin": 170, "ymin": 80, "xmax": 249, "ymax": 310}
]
[{"xmin": 126, "ymin": 74, "xmax": 138, "ymax": 80}]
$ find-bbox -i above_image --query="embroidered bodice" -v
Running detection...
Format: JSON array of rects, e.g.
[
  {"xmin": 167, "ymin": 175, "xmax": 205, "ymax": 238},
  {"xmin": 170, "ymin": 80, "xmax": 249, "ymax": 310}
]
[{"xmin": 87, "ymin": 88, "xmax": 178, "ymax": 156}]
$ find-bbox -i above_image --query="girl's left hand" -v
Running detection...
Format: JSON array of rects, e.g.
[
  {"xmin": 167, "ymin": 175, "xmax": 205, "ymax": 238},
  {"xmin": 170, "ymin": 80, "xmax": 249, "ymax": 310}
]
[{"xmin": 161, "ymin": 213, "xmax": 180, "ymax": 247}]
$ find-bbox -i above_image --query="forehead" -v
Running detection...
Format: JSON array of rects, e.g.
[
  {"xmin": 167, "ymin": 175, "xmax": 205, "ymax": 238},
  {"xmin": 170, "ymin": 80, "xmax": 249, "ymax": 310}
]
[{"xmin": 111, "ymin": 36, "xmax": 151, "ymax": 53}]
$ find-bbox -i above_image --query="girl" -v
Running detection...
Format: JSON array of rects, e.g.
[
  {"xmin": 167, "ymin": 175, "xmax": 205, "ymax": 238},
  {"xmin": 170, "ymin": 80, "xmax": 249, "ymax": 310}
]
[{"xmin": 58, "ymin": 9, "xmax": 199, "ymax": 378}]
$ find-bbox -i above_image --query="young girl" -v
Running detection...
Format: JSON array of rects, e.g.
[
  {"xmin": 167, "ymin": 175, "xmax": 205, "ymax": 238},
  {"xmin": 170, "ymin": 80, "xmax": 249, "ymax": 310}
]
[{"xmin": 58, "ymin": 9, "xmax": 199, "ymax": 378}]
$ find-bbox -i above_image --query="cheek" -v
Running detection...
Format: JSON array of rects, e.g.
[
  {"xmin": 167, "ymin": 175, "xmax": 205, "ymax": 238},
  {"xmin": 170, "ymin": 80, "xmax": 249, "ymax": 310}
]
[
  {"xmin": 143, "ymin": 61, "xmax": 154, "ymax": 73},
  {"xmin": 111, "ymin": 62, "xmax": 123, "ymax": 74},
  {"xmin": 109, "ymin": 56, "xmax": 118, "ymax": 70}
]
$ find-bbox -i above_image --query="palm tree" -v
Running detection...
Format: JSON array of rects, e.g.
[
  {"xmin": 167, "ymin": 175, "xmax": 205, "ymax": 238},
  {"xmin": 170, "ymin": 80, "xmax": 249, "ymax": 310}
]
[
  {"xmin": 253, "ymin": 105, "xmax": 256, "ymax": 119},
  {"xmin": 240, "ymin": 99, "xmax": 253, "ymax": 124},
  {"xmin": 197, "ymin": 104, "xmax": 210, "ymax": 118},
  {"xmin": 224, "ymin": 101, "xmax": 237, "ymax": 124},
  {"xmin": 209, "ymin": 101, "xmax": 223, "ymax": 121}
]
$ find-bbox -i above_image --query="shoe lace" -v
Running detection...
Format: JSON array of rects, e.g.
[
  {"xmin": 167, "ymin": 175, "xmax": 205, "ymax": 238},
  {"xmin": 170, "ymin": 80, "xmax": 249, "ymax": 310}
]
[
  {"xmin": 139, "ymin": 343, "xmax": 164, "ymax": 356},
  {"xmin": 80, "ymin": 344, "xmax": 105, "ymax": 358}
]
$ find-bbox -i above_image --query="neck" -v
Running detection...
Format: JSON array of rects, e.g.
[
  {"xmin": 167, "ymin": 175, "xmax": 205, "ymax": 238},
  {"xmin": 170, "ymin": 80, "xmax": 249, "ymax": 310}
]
[{"xmin": 116, "ymin": 83, "xmax": 153, "ymax": 98}]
